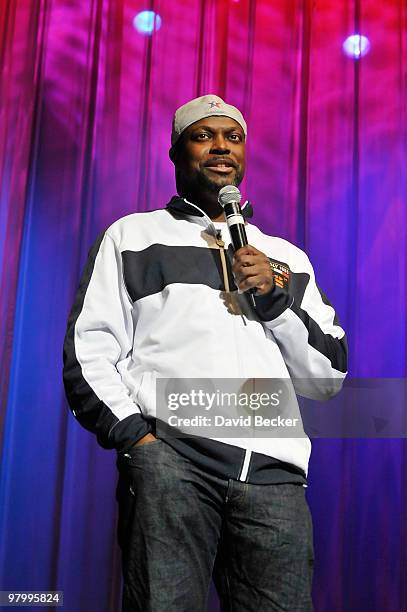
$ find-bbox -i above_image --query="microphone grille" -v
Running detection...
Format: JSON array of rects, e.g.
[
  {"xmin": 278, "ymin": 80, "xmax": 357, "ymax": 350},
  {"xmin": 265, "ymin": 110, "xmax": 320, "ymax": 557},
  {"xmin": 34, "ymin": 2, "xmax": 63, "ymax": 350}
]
[{"xmin": 218, "ymin": 185, "xmax": 242, "ymax": 207}]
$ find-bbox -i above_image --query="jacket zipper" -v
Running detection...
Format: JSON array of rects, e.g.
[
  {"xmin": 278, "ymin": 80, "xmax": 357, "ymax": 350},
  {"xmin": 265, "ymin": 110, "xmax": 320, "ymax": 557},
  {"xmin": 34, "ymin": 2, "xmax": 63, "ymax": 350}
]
[
  {"xmin": 239, "ymin": 450, "xmax": 252, "ymax": 481},
  {"xmin": 215, "ymin": 232, "xmax": 230, "ymax": 290},
  {"xmin": 182, "ymin": 201, "xmax": 253, "ymax": 483},
  {"xmin": 214, "ymin": 230, "xmax": 244, "ymax": 317},
  {"xmin": 216, "ymin": 229, "xmax": 252, "ymax": 482}
]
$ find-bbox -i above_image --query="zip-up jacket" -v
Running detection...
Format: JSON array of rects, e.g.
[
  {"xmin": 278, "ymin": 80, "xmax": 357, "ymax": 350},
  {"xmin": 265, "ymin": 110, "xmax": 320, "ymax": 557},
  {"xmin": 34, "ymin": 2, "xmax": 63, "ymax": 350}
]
[{"xmin": 63, "ymin": 197, "xmax": 348, "ymax": 485}]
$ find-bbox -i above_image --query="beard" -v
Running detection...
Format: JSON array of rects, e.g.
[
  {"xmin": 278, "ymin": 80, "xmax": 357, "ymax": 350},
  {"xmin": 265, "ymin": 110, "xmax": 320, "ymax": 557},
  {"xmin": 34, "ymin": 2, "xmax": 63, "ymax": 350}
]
[{"xmin": 182, "ymin": 166, "xmax": 244, "ymax": 198}]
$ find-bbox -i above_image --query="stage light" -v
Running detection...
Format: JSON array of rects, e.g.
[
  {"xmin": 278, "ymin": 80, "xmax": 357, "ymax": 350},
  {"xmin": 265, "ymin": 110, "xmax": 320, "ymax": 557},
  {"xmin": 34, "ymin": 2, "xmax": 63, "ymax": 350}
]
[
  {"xmin": 343, "ymin": 34, "xmax": 371, "ymax": 59},
  {"xmin": 133, "ymin": 10, "xmax": 162, "ymax": 35}
]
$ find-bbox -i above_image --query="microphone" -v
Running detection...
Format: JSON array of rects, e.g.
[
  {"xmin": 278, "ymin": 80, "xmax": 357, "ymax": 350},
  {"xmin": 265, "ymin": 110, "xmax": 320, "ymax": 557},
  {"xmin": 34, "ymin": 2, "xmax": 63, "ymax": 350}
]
[{"xmin": 218, "ymin": 185, "xmax": 256, "ymax": 307}]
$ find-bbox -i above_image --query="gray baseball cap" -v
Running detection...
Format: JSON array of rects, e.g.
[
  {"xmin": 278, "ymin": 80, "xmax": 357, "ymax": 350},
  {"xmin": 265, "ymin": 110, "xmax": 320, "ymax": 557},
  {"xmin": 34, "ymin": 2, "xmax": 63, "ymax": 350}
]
[{"xmin": 171, "ymin": 94, "xmax": 247, "ymax": 146}]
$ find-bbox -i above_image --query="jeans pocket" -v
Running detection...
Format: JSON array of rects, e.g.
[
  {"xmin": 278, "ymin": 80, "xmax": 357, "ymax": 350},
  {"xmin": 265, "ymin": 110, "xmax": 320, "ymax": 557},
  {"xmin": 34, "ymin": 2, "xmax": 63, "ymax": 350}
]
[{"xmin": 123, "ymin": 438, "xmax": 163, "ymax": 460}]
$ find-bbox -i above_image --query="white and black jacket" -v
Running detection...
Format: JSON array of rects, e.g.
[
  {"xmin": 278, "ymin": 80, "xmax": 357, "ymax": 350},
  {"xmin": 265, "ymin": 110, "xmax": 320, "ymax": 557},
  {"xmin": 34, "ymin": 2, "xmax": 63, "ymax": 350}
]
[{"xmin": 63, "ymin": 197, "xmax": 348, "ymax": 485}]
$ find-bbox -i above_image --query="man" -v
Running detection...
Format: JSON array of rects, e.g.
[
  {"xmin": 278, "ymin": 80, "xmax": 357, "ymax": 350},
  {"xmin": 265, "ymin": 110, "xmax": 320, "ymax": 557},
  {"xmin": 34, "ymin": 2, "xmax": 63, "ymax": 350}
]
[{"xmin": 63, "ymin": 95, "xmax": 347, "ymax": 611}]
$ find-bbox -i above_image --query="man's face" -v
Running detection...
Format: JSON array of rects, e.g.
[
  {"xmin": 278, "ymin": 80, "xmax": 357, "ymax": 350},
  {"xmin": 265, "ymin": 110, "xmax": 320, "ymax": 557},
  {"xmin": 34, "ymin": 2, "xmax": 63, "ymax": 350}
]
[{"xmin": 173, "ymin": 116, "xmax": 246, "ymax": 196}]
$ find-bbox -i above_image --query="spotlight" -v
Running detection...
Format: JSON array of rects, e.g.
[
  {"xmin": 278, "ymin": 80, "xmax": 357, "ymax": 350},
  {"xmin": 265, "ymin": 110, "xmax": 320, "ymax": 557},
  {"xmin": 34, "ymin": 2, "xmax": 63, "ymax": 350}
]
[
  {"xmin": 133, "ymin": 10, "xmax": 162, "ymax": 35},
  {"xmin": 343, "ymin": 34, "xmax": 370, "ymax": 59}
]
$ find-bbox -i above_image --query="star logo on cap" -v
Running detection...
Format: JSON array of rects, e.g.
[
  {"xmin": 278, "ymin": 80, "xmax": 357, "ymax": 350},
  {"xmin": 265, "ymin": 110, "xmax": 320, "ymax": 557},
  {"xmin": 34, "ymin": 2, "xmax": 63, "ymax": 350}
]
[{"xmin": 209, "ymin": 101, "xmax": 222, "ymax": 109}]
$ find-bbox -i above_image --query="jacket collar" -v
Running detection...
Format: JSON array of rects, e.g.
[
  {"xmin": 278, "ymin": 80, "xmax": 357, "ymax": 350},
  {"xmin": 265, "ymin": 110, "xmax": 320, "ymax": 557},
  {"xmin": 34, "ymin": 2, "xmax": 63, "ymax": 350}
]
[{"xmin": 166, "ymin": 196, "xmax": 254, "ymax": 220}]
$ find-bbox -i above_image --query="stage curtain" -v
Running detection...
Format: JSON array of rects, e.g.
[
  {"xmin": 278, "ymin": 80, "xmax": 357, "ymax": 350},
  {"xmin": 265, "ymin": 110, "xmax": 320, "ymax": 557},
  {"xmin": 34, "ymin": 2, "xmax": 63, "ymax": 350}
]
[{"xmin": 0, "ymin": 1, "xmax": 406, "ymax": 610}]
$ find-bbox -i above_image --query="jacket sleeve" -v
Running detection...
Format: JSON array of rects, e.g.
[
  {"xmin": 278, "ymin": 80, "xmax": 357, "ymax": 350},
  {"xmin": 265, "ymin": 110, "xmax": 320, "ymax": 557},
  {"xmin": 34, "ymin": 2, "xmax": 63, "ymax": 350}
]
[
  {"xmin": 254, "ymin": 251, "xmax": 348, "ymax": 400},
  {"xmin": 62, "ymin": 230, "xmax": 152, "ymax": 452}
]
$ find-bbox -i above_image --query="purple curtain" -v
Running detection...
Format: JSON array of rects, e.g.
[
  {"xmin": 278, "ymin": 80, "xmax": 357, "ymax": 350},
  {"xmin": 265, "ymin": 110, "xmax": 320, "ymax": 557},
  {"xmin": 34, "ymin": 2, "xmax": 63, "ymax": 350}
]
[{"xmin": 1, "ymin": 1, "xmax": 406, "ymax": 610}]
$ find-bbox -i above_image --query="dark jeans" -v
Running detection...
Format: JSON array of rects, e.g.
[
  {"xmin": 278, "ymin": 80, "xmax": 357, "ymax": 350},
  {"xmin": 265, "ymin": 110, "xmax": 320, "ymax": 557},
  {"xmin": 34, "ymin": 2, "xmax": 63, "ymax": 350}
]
[{"xmin": 115, "ymin": 439, "xmax": 314, "ymax": 612}]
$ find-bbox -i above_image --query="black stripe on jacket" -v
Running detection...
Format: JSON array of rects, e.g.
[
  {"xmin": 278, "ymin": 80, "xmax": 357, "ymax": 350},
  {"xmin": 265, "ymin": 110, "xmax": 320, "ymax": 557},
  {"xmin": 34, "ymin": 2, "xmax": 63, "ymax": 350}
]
[
  {"xmin": 122, "ymin": 244, "xmax": 238, "ymax": 302},
  {"xmin": 254, "ymin": 274, "xmax": 347, "ymax": 374},
  {"xmin": 62, "ymin": 231, "xmax": 152, "ymax": 451},
  {"xmin": 122, "ymin": 427, "xmax": 307, "ymax": 486}
]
